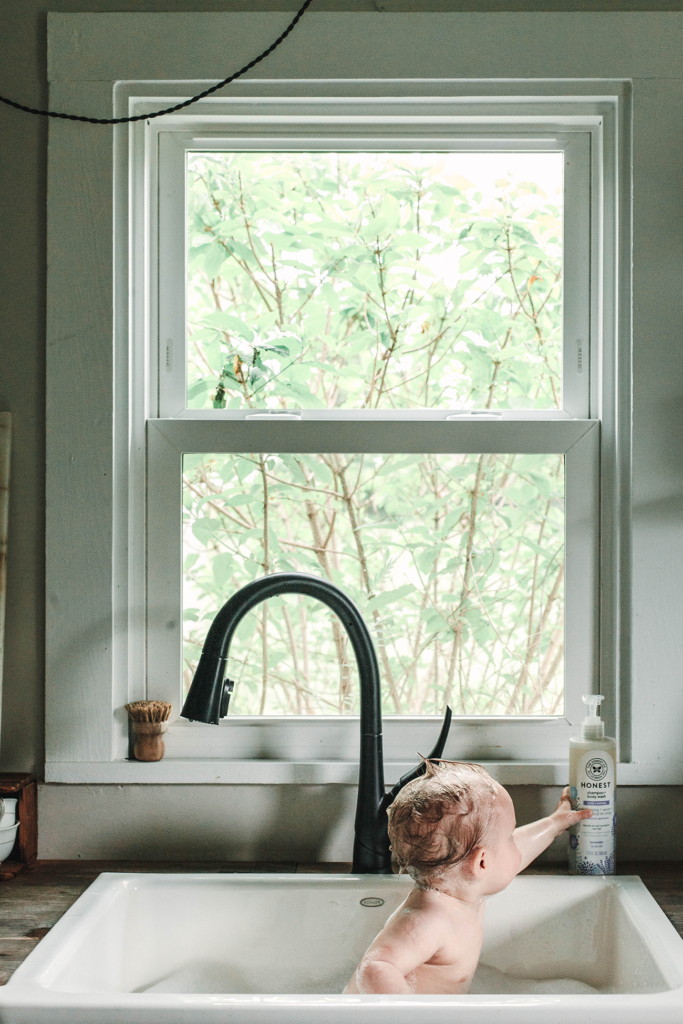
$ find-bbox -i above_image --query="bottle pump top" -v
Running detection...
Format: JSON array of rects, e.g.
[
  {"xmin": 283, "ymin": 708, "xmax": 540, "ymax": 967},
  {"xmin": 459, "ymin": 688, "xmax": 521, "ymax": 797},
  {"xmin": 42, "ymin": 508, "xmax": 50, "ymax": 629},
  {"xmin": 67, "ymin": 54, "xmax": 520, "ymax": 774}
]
[{"xmin": 582, "ymin": 694, "xmax": 605, "ymax": 740}]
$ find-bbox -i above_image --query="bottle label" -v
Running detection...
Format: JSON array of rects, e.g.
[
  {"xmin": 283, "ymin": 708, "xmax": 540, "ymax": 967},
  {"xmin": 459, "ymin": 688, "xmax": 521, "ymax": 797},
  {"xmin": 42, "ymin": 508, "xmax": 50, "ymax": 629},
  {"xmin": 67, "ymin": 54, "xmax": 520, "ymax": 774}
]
[{"xmin": 569, "ymin": 749, "xmax": 616, "ymax": 874}]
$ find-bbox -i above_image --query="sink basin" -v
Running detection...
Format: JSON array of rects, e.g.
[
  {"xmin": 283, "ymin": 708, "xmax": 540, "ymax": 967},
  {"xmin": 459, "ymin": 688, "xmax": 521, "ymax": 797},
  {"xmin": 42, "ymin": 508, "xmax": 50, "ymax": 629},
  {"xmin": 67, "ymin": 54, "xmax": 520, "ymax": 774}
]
[{"xmin": 1, "ymin": 873, "xmax": 683, "ymax": 1022}]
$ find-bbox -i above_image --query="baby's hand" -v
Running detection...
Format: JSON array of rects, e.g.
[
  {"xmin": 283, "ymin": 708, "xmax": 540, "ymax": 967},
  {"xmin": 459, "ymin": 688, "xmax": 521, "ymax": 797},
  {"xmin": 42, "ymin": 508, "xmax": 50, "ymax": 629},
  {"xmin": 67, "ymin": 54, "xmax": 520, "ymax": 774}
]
[{"xmin": 550, "ymin": 786, "xmax": 592, "ymax": 835}]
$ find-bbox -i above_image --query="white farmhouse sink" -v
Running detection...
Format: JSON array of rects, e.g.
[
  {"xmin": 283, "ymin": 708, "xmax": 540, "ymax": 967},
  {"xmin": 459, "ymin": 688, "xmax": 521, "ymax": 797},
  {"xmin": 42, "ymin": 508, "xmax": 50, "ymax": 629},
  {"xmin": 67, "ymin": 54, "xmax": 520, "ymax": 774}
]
[{"xmin": 1, "ymin": 873, "xmax": 682, "ymax": 1022}]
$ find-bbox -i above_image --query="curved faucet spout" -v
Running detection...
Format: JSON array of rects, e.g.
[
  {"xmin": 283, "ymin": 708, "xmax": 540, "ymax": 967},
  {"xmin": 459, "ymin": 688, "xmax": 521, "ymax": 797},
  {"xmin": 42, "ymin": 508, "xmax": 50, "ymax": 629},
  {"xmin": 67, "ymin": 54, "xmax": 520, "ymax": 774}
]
[{"xmin": 181, "ymin": 572, "xmax": 391, "ymax": 873}]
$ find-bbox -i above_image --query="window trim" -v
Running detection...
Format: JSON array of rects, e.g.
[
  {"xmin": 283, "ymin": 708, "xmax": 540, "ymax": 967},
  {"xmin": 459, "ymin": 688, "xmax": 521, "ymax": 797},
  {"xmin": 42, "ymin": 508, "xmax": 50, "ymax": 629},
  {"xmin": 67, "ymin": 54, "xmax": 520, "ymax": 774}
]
[
  {"xmin": 44, "ymin": 13, "xmax": 637, "ymax": 783},
  {"xmin": 141, "ymin": 86, "xmax": 604, "ymax": 763}
]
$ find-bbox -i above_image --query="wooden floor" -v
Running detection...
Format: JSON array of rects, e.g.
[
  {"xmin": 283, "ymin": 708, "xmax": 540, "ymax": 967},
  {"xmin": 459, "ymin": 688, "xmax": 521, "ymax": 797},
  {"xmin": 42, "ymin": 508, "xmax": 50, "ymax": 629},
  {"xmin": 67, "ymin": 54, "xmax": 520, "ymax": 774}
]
[{"xmin": 1, "ymin": 860, "xmax": 682, "ymax": 985}]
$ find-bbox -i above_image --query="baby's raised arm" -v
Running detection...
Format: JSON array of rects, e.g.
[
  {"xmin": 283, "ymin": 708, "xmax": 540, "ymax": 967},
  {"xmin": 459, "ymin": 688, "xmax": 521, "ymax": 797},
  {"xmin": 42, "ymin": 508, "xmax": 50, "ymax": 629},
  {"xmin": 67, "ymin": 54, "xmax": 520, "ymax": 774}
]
[
  {"xmin": 513, "ymin": 785, "xmax": 592, "ymax": 872},
  {"xmin": 351, "ymin": 904, "xmax": 447, "ymax": 994}
]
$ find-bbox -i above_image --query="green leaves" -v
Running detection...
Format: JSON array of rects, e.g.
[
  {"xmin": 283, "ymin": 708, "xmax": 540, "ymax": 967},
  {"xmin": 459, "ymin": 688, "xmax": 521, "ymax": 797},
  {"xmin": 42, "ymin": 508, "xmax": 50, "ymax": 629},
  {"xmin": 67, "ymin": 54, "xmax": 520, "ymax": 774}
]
[
  {"xmin": 181, "ymin": 152, "xmax": 565, "ymax": 717},
  {"xmin": 421, "ymin": 609, "xmax": 453, "ymax": 636},
  {"xmin": 187, "ymin": 378, "xmax": 214, "ymax": 402},
  {"xmin": 202, "ymin": 311, "xmax": 255, "ymax": 342},
  {"xmin": 366, "ymin": 584, "xmax": 416, "ymax": 611},
  {"xmin": 191, "ymin": 516, "xmax": 220, "ymax": 545},
  {"xmin": 212, "ymin": 553, "xmax": 235, "ymax": 589},
  {"xmin": 182, "ymin": 450, "xmax": 565, "ymax": 718},
  {"xmin": 186, "ymin": 152, "xmax": 562, "ymax": 413},
  {"xmin": 189, "ymin": 241, "xmax": 228, "ymax": 281}
]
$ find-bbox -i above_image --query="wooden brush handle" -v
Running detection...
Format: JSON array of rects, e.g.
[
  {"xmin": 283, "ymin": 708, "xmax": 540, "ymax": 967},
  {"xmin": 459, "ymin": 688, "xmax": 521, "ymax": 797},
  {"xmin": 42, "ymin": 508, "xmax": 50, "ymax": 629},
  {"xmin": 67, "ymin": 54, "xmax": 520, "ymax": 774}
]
[{"xmin": 132, "ymin": 721, "xmax": 169, "ymax": 762}]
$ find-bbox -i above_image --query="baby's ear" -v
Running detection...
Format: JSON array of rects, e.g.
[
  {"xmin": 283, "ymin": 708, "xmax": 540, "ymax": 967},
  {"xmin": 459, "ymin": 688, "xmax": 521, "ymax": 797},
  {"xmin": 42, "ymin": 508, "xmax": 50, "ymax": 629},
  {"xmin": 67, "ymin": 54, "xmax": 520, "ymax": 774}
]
[{"xmin": 468, "ymin": 846, "xmax": 488, "ymax": 879}]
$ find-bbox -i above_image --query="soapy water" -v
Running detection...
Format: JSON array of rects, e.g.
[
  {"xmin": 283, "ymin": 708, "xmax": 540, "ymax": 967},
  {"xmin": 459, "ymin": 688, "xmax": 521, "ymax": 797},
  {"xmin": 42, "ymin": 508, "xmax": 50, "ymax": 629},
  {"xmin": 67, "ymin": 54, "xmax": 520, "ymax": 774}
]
[
  {"xmin": 138, "ymin": 960, "xmax": 599, "ymax": 995},
  {"xmin": 470, "ymin": 963, "xmax": 599, "ymax": 995}
]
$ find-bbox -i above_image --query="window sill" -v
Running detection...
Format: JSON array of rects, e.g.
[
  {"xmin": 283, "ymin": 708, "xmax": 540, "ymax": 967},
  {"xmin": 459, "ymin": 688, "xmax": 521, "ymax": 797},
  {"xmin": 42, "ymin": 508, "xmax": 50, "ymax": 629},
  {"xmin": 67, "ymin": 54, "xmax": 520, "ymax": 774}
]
[{"xmin": 44, "ymin": 761, "xmax": 683, "ymax": 786}]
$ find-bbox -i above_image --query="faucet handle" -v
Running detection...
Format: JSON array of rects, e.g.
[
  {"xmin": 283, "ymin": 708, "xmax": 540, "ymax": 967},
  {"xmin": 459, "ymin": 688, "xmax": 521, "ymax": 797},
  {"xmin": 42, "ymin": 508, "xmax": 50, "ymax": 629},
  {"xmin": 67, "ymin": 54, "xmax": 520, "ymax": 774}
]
[
  {"xmin": 425, "ymin": 704, "xmax": 452, "ymax": 762},
  {"xmin": 219, "ymin": 679, "xmax": 234, "ymax": 718},
  {"xmin": 379, "ymin": 705, "xmax": 452, "ymax": 814}
]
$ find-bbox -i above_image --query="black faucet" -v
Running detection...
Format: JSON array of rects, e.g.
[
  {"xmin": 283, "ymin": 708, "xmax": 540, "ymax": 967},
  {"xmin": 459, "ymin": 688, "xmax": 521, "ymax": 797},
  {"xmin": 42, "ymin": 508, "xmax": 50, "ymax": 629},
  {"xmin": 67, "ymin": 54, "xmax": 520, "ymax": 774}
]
[{"xmin": 181, "ymin": 572, "xmax": 452, "ymax": 874}]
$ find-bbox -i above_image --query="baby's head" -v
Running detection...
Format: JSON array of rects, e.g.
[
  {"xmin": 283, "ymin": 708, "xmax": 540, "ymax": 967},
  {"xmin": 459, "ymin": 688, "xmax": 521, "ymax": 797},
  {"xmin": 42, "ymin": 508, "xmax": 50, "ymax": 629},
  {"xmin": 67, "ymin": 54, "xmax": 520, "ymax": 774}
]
[{"xmin": 387, "ymin": 760, "xmax": 519, "ymax": 893}]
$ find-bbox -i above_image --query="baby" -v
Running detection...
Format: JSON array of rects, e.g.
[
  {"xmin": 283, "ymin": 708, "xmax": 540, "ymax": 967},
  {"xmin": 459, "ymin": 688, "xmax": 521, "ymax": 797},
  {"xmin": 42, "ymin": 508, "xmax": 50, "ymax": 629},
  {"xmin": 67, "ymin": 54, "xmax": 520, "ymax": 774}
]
[{"xmin": 344, "ymin": 760, "xmax": 591, "ymax": 995}]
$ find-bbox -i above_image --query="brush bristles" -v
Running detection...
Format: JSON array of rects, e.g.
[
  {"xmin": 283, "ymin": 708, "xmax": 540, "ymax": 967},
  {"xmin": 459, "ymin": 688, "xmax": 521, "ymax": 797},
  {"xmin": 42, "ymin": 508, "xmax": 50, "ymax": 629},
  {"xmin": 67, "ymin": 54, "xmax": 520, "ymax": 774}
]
[{"xmin": 125, "ymin": 700, "xmax": 173, "ymax": 723}]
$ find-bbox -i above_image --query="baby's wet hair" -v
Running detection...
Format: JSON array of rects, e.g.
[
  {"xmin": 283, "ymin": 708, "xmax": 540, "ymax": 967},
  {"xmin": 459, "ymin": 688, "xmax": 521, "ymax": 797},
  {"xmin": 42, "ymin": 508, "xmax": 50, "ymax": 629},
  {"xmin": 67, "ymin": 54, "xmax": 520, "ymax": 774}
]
[{"xmin": 387, "ymin": 759, "xmax": 499, "ymax": 887}]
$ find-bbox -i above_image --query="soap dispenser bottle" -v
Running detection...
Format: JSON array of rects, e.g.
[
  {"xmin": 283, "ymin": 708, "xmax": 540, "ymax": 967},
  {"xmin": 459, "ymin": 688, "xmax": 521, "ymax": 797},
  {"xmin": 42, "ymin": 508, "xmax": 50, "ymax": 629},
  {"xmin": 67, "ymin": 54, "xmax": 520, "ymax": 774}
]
[{"xmin": 568, "ymin": 695, "xmax": 617, "ymax": 875}]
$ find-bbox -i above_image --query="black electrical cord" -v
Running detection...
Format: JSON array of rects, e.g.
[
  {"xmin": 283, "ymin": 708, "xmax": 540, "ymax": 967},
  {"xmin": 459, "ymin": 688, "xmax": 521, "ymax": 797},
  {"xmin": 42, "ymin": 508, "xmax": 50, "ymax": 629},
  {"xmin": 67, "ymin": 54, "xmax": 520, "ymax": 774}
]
[{"xmin": 0, "ymin": 0, "xmax": 313, "ymax": 125}]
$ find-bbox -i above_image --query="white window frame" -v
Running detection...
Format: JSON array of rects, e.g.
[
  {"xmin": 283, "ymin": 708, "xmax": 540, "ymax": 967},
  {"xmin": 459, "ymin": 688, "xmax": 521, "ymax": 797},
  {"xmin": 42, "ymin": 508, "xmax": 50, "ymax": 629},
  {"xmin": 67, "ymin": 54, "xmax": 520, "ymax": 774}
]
[
  {"xmin": 140, "ymin": 86, "xmax": 603, "ymax": 765},
  {"xmin": 46, "ymin": 12, "xmax": 645, "ymax": 785}
]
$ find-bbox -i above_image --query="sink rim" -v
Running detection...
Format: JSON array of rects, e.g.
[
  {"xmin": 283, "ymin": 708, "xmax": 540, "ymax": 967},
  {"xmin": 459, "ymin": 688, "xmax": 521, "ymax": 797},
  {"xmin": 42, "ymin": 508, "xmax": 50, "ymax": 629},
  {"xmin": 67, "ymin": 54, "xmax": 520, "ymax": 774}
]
[{"xmin": 2, "ymin": 873, "xmax": 683, "ymax": 1009}]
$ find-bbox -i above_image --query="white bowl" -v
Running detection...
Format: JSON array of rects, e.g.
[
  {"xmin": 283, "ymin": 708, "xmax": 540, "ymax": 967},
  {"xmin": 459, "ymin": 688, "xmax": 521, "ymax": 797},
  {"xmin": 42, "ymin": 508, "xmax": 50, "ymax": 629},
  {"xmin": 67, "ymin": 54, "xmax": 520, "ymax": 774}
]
[
  {"xmin": 0, "ymin": 821, "xmax": 19, "ymax": 862},
  {"xmin": 0, "ymin": 797, "xmax": 17, "ymax": 827}
]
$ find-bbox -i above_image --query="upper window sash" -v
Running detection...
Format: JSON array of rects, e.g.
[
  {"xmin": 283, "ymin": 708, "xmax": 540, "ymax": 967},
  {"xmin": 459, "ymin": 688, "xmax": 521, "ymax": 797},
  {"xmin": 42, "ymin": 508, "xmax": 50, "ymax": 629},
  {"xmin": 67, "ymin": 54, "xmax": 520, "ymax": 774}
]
[{"xmin": 147, "ymin": 102, "xmax": 594, "ymax": 422}]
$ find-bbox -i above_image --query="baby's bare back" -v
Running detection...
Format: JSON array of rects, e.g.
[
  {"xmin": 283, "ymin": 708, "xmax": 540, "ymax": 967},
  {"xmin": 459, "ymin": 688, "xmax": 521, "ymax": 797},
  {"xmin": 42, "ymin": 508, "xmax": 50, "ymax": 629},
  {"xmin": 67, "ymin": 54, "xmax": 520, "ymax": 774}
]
[{"xmin": 344, "ymin": 888, "xmax": 485, "ymax": 995}]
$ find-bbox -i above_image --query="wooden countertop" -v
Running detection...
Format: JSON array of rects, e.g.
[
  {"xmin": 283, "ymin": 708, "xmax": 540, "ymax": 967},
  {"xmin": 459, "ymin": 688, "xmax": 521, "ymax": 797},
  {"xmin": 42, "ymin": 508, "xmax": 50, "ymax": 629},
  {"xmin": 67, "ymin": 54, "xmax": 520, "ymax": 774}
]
[{"xmin": 1, "ymin": 860, "xmax": 682, "ymax": 985}]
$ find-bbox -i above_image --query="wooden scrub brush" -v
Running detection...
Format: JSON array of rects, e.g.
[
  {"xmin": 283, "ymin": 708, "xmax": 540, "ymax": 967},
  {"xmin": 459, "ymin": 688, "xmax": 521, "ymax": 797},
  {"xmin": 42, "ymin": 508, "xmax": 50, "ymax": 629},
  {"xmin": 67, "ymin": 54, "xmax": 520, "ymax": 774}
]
[{"xmin": 125, "ymin": 701, "xmax": 173, "ymax": 762}]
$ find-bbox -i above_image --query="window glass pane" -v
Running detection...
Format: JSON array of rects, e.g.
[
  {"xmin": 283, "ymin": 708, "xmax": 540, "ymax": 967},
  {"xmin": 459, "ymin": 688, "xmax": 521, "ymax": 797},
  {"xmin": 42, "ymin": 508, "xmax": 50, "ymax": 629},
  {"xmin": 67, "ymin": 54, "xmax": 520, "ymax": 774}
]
[
  {"xmin": 187, "ymin": 152, "xmax": 563, "ymax": 411},
  {"xmin": 182, "ymin": 452, "xmax": 564, "ymax": 716}
]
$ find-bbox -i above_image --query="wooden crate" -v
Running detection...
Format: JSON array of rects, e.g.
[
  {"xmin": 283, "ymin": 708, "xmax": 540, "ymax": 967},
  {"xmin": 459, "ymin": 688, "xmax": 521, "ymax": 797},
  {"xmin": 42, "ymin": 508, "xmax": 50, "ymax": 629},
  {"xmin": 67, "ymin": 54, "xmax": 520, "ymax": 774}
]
[{"xmin": 0, "ymin": 774, "xmax": 37, "ymax": 880}]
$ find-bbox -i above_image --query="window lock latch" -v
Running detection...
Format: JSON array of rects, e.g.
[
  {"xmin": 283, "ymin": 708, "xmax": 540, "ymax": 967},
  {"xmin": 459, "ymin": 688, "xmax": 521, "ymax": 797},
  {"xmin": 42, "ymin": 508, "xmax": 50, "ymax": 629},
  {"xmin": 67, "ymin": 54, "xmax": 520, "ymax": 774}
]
[
  {"xmin": 445, "ymin": 410, "xmax": 503, "ymax": 421},
  {"xmin": 244, "ymin": 411, "xmax": 302, "ymax": 421}
]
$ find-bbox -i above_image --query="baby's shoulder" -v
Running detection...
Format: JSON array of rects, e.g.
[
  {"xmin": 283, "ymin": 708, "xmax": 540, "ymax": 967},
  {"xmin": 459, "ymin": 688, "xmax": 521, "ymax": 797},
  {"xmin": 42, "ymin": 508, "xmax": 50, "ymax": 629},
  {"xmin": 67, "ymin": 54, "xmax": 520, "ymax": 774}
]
[
  {"xmin": 398, "ymin": 889, "xmax": 455, "ymax": 929},
  {"xmin": 404, "ymin": 888, "xmax": 483, "ymax": 929},
  {"xmin": 381, "ymin": 894, "xmax": 452, "ymax": 951}
]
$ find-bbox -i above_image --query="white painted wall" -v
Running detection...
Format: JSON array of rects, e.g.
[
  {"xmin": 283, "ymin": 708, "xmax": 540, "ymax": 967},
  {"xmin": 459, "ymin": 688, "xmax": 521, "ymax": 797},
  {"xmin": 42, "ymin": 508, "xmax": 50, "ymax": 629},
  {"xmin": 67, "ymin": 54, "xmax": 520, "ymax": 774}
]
[
  {"xmin": 2, "ymin": 3, "xmax": 683, "ymax": 863},
  {"xmin": 38, "ymin": 785, "xmax": 683, "ymax": 863}
]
